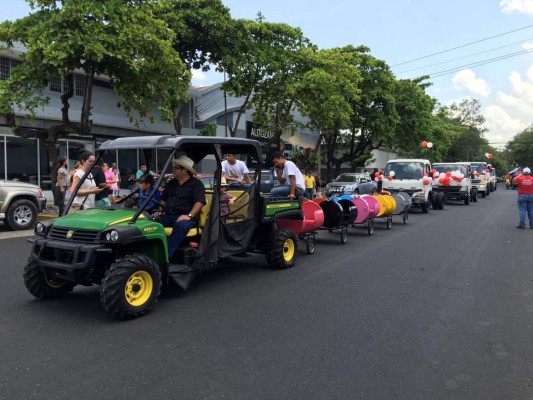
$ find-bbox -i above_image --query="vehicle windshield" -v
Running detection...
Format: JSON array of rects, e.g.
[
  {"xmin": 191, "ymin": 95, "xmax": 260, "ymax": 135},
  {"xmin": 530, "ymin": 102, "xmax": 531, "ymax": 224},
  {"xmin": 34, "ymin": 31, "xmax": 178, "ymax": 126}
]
[
  {"xmin": 384, "ymin": 162, "xmax": 424, "ymax": 180},
  {"xmin": 470, "ymin": 163, "xmax": 486, "ymax": 174},
  {"xmin": 334, "ymin": 174, "xmax": 360, "ymax": 183},
  {"xmin": 433, "ymin": 164, "xmax": 467, "ymax": 175}
]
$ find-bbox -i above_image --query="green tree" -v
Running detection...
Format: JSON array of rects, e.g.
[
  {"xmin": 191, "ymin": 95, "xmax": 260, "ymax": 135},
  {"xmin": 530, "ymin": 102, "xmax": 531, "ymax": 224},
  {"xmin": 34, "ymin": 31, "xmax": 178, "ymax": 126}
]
[
  {"xmin": 505, "ymin": 125, "xmax": 533, "ymax": 169},
  {"xmin": 158, "ymin": 0, "xmax": 233, "ymax": 134},
  {"xmin": 0, "ymin": 0, "xmax": 189, "ymax": 181},
  {"xmin": 221, "ymin": 15, "xmax": 312, "ymax": 139},
  {"xmin": 298, "ymin": 47, "xmax": 362, "ymax": 181}
]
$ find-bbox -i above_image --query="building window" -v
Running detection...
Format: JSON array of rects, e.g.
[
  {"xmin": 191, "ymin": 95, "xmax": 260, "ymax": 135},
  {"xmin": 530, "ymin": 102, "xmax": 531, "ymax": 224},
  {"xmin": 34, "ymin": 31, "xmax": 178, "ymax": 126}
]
[
  {"xmin": 49, "ymin": 74, "xmax": 63, "ymax": 92},
  {"xmin": 0, "ymin": 57, "xmax": 20, "ymax": 80},
  {"xmin": 93, "ymin": 78, "xmax": 112, "ymax": 90},
  {"xmin": 75, "ymin": 76, "xmax": 85, "ymax": 97}
]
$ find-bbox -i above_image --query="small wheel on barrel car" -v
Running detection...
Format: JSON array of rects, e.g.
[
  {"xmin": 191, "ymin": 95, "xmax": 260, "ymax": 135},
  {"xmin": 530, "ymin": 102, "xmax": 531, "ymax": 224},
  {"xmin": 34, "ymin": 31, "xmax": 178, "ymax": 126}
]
[
  {"xmin": 367, "ymin": 220, "xmax": 374, "ymax": 236},
  {"xmin": 402, "ymin": 213, "xmax": 408, "ymax": 224},
  {"xmin": 386, "ymin": 217, "xmax": 392, "ymax": 229},
  {"xmin": 340, "ymin": 227, "xmax": 348, "ymax": 244},
  {"xmin": 306, "ymin": 234, "xmax": 316, "ymax": 255}
]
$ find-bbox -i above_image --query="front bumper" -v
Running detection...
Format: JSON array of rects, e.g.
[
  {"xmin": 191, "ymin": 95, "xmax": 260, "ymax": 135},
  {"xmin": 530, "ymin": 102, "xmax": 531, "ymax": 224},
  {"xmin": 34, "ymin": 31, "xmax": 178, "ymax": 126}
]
[{"xmin": 28, "ymin": 237, "xmax": 112, "ymax": 283}]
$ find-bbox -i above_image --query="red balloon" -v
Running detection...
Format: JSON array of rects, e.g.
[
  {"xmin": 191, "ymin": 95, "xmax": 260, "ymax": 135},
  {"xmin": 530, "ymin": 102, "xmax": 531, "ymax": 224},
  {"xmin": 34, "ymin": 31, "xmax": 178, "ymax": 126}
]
[
  {"xmin": 445, "ymin": 171, "xmax": 452, "ymax": 177},
  {"xmin": 387, "ymin": 175, "xmax": 393, "ymax": 181},
  {"xmin": 421, "ymin": 141, "xmax": 428, "ymax": 147},
  {"xmin": 487, "ymin": 153, "xmax": 493, "ymax": 159}
]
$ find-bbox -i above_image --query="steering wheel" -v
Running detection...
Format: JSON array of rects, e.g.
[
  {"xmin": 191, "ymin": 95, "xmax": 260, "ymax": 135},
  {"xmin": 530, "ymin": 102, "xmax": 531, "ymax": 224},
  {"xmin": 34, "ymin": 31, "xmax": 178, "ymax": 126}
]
[{"xmin": 115, "ymin": 188, "xmax": 139, "ymax": 205}]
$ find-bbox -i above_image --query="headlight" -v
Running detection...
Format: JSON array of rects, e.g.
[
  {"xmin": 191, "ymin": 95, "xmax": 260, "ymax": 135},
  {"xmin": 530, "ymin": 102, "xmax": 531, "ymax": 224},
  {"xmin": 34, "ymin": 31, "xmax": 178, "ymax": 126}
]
[
  {"xmin": 412, "ymin": 191, "xmax": 425, "ymax": 198},
  {"xmin": 105, "ymin": 230, "xmax": 119, "ymax": 242},
  {"xmin": 35, "ymin": 222, "xmax": 45, "ymax": 235}
]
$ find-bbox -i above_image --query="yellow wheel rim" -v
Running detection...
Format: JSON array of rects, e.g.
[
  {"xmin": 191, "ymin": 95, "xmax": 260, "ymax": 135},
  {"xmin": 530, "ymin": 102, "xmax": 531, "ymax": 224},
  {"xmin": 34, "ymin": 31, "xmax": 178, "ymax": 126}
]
[
  {"xmin": 125, "ymin": 271, "xmax": 153, "ymax": 307},
  {"xmin": 283, "ymin": 238, "xmax": 295, "ymax": 262},
  {"xmin": 45, "ymin": 277, "xmax": 66, "ymax": 289}
]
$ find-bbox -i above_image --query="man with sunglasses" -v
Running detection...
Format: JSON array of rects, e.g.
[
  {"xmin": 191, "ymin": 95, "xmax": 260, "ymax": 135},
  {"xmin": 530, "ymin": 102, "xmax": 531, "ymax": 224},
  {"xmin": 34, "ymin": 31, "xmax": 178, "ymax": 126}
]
[{"xmin": 151, "ymin": 156, "xmax": 206, "ymax": 260}]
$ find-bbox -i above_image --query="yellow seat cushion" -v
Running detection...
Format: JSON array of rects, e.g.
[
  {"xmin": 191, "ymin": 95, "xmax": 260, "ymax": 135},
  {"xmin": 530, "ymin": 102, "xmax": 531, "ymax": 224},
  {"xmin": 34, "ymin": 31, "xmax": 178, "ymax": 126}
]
[
  {"xmin": 226, "ymin": 190, "xmax": 250, "ymax": 220},
  {"xmin": 163, "ymin": 191, "xmax": 212, "ymax": 237}
]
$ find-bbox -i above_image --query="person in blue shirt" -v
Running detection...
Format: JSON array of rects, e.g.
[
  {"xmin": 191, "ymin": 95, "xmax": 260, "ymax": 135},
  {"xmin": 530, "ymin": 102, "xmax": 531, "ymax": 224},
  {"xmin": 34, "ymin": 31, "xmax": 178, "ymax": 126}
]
[
  {"xmin": 136, "ymin": 163, "xmax": 160, "ymax": 179},
  {"xmin": 136, "ymin": 174, "xmax": 161, "ymax": 213}
]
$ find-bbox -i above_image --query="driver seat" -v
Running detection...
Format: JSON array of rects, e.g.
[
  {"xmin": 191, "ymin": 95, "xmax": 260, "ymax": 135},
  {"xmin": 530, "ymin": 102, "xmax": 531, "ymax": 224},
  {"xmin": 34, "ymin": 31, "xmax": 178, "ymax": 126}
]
[{"xmin": 163, "ymin": 194, "xmax": 211, "ymax": 237}]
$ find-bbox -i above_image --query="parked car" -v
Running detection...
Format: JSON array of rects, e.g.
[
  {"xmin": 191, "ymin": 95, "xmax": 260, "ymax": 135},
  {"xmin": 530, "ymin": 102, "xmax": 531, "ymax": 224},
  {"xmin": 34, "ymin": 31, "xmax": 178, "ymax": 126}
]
[
  {"xmin": 325, "ymin": 173, "xmax": 375, "ymax": 197},
  {"xmin": 0, "ymin": 180, "xmax": 47, "ymax": 230},
  {"xmin": 249, "ymin": 169, "xmax": 275, "ymax": 193}
]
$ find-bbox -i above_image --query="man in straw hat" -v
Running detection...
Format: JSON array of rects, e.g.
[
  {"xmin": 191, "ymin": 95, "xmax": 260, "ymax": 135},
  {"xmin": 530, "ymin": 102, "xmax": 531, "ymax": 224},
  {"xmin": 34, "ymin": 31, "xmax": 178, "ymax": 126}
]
[{"xmin": 152, "ymin": 155, "xmax": 206, "ymax": 258}]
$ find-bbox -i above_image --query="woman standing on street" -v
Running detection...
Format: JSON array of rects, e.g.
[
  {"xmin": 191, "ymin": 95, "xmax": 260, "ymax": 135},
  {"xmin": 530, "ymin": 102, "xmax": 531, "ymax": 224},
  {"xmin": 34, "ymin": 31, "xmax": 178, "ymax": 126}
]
[
  {"xmin": 71, "ymin": 151, "xmax": 104, "ymax": 210},
  {"xmin": 513, "ymin": 167, "xmax": 533, "ymax": 229}
]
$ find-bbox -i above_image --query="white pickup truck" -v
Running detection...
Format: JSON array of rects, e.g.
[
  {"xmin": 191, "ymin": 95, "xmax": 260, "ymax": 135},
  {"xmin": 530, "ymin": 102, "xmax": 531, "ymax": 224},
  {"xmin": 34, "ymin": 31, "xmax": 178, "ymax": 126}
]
[
  {"xmin": 382, "ymin": 159, "xmax": 440, "ymax": 213},
  {"xmin": 431, "ymin": 162, "xmax": 477, "ymax": 205}
]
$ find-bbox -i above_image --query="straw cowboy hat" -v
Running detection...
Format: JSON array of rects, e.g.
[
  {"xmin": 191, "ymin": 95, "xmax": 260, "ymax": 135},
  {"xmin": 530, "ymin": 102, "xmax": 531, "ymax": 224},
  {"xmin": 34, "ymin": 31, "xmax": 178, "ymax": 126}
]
[
  {"xmin": 172, "ymin": 155, "xmax": 196, "ymax": 175},
  {"xmin": 220, "ymin": 176, "xmax": 228, "ymax": 186}
]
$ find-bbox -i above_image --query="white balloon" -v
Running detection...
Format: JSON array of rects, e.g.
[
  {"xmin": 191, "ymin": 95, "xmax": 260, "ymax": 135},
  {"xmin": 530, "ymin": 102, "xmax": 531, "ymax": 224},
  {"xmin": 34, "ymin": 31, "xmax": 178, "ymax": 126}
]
[
  {"xmin": 389, "ymin": 171, "xmax": 396, "ymax": 177},
  {"xmin": 427, "ymin": 142, "xmax": 433, "ymax": 148}
]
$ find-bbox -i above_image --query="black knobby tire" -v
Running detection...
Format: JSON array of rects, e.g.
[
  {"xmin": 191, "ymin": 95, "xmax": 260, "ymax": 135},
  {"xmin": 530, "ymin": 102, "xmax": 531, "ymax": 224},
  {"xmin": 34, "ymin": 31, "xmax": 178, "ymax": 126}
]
[
  {"xmin": 6, "ymin": 199, "xmax": 38, "ymax": 231},
  {"xmin": 100, "ymin": 253, "xmax": 161, "ymax": 320},
  {"xmin": 472, "ymin": 190, "xmax": 478, "ymax": 202},
  {"xmin": 481, "ymin": 191, "xmax": 486, "ymax": 198},
  {"xmin": 437, "ymin": 192, "xmax": 445, "ymax": 210},
  {"xmin": 386, "ymin": 217, "xmax": 392, "ymax": 230},
  {"xmin": 464, "ymin": 194, "xmax": 470, "ymax": 205},
  {"xmin": 431, "ymin": 193, "xmax": 438, "ymax": 210},
  {"xmin": 23, "ymin": 258, "xmax": 75, "ymax": 299},
  {"xmin": 265, "ymin": 229, "xmax": 298, "ymax": 269}
]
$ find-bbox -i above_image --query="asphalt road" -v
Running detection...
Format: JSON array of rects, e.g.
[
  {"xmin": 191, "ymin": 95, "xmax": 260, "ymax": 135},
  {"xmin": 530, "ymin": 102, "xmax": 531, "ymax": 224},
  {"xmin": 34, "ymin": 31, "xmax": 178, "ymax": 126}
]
[{"xmin": 1, "ymin": 187, "xmax": 532, "ymax": 400}]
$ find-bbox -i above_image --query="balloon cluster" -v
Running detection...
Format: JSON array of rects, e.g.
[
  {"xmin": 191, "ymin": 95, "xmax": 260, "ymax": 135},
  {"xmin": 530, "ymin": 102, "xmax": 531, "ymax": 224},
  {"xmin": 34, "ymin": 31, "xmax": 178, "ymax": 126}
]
[
  {"xmin": 435, "ymin": 170, "xmax": 464, "ymax": 186},
  {"xmin": 387, "ymin": 171, "xmax": 395, "ymax": 181},
  {"xmin": 374, "ymin": 172, "xmax": 383, "ymax": 182},
  {"xmin": 485, "ymin": 152, "xmax": 493, "ymax": 159},
  {"xmin": 421, "ymin": 141, "xmax": 434, "ymax": 148}
]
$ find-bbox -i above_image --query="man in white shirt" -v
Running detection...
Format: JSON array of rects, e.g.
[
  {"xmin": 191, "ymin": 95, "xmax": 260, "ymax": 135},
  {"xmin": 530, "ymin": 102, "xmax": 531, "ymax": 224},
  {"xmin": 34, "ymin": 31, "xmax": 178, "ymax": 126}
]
[
  {"xmin": 221, "ymin": 154, "xmax": 253, "ymax": 188},
  {"xmin": 271, "ymin": 151, "xmax": 305, "ymax": 199}
]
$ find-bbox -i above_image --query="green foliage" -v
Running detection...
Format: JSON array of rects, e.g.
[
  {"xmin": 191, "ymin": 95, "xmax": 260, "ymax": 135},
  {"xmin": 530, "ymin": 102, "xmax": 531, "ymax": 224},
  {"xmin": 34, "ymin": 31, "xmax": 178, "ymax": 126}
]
[
  {"xmin": 0, "ymin": 0, "xmax": 190, "ymax": 127},
  {"xmin": 505, "ymin": 125, "xmax": 533, "ymax": 169},
  {"xmin": 199, "ymin": 123, "xmax": 217, "ymax": 136}
]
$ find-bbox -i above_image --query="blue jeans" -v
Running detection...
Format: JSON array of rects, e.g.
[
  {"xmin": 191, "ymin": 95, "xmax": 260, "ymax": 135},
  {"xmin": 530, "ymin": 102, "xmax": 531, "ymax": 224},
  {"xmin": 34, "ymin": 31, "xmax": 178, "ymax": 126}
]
[
  {"xmin": 271, "ymin": 186, "xmax": 304, "ymax": 198},
  {"xmin": 517, "ymin": 194, "xmax": 533, "ymax": 227},
  {"xmin": 156, "ymin": 215, "xmax": 196, "ymax": 258},
  {"xmin": 228, "ymin": 182, "xmax": 250, "ymax": 189},
  {"xmin": 304, "ymin": 188, "xmax": 315, "ymax": 199}
]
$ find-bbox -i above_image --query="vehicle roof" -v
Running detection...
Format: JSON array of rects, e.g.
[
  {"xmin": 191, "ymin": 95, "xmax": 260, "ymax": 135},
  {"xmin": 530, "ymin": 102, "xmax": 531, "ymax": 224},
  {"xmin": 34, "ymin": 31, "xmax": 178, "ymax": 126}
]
[
  {"xmin": 97, "ymin": 135, "xmax": 262, "ymax": 153},
  {"xmin": 387, "ymin": 159, "xmax": 429, "ymax": 163}
]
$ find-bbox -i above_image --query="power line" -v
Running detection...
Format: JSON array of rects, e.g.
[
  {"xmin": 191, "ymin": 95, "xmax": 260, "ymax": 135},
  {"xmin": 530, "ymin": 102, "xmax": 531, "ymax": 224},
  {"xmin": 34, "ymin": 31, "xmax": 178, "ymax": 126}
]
[
  {"xmin": 392, "ymin": 24, "xmax": 533, "ymax": 67},
  {"xmin": 395, "ymin": 37, "xmax": 533, "ymax": 75},
  {"xmin": 427, "ymin": 48, "xmax": 533, "ymax": 78}
]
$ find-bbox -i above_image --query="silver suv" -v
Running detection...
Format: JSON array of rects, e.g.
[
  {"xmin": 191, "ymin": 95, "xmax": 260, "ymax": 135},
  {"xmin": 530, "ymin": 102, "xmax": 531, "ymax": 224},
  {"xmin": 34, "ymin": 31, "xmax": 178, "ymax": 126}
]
[
  {"xmin": 0, "ymin": 180, "xmax": 47, "ymax": 230},
  {"xmin": 325, "ymin": 173, "xmax": 375, "ymax": 197}
]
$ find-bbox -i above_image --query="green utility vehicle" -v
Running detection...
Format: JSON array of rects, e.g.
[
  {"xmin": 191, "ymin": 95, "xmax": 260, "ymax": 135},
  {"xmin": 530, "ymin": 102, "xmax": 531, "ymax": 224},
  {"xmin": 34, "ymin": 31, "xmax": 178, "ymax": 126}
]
[{"xmin": 24, "ymin": 136, "xmax": 302, "ymax": 320}]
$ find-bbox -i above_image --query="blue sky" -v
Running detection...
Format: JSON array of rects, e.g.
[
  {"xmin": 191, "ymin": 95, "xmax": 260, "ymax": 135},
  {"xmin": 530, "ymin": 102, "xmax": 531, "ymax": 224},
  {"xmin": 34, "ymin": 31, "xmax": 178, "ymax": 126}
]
[{"xmin": 3, "ymin": 0, "xmax": 533, "ymax": 146}]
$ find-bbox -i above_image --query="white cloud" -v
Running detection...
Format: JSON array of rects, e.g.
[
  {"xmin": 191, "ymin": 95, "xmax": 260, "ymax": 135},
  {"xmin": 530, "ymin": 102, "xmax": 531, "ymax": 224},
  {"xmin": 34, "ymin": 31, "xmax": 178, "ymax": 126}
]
[
  {"xmin": 191, "ymin": 69, "xmax": 206, "ymax": 81},
  {"xmin": 500, "ymin": 0, "xmax": 533, "ymax": 15},
  {"xmin": 483, "ymin": 63, "xmax": 533, "ymax": 145},
  {"xmin": 452, "ymin": 69, "xmax": 490, "ymax": 97},
  {"xmin": 522, "ymin": 41, "xmax": 533, "ymax": 50},
  {"xmin": 508, "ymin": 70, "xmax": 533, "ymax": 102},
  {"xmin": 484, "ymin": 105, "xmax": 528, "ymax": 144}
]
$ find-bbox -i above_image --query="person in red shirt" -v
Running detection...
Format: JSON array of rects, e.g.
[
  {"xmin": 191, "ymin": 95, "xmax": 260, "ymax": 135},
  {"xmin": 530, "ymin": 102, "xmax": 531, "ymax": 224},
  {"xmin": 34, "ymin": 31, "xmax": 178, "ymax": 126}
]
[{"xmin": 513, "ymin": 167, "xmax": 533, "ymax": 229}]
